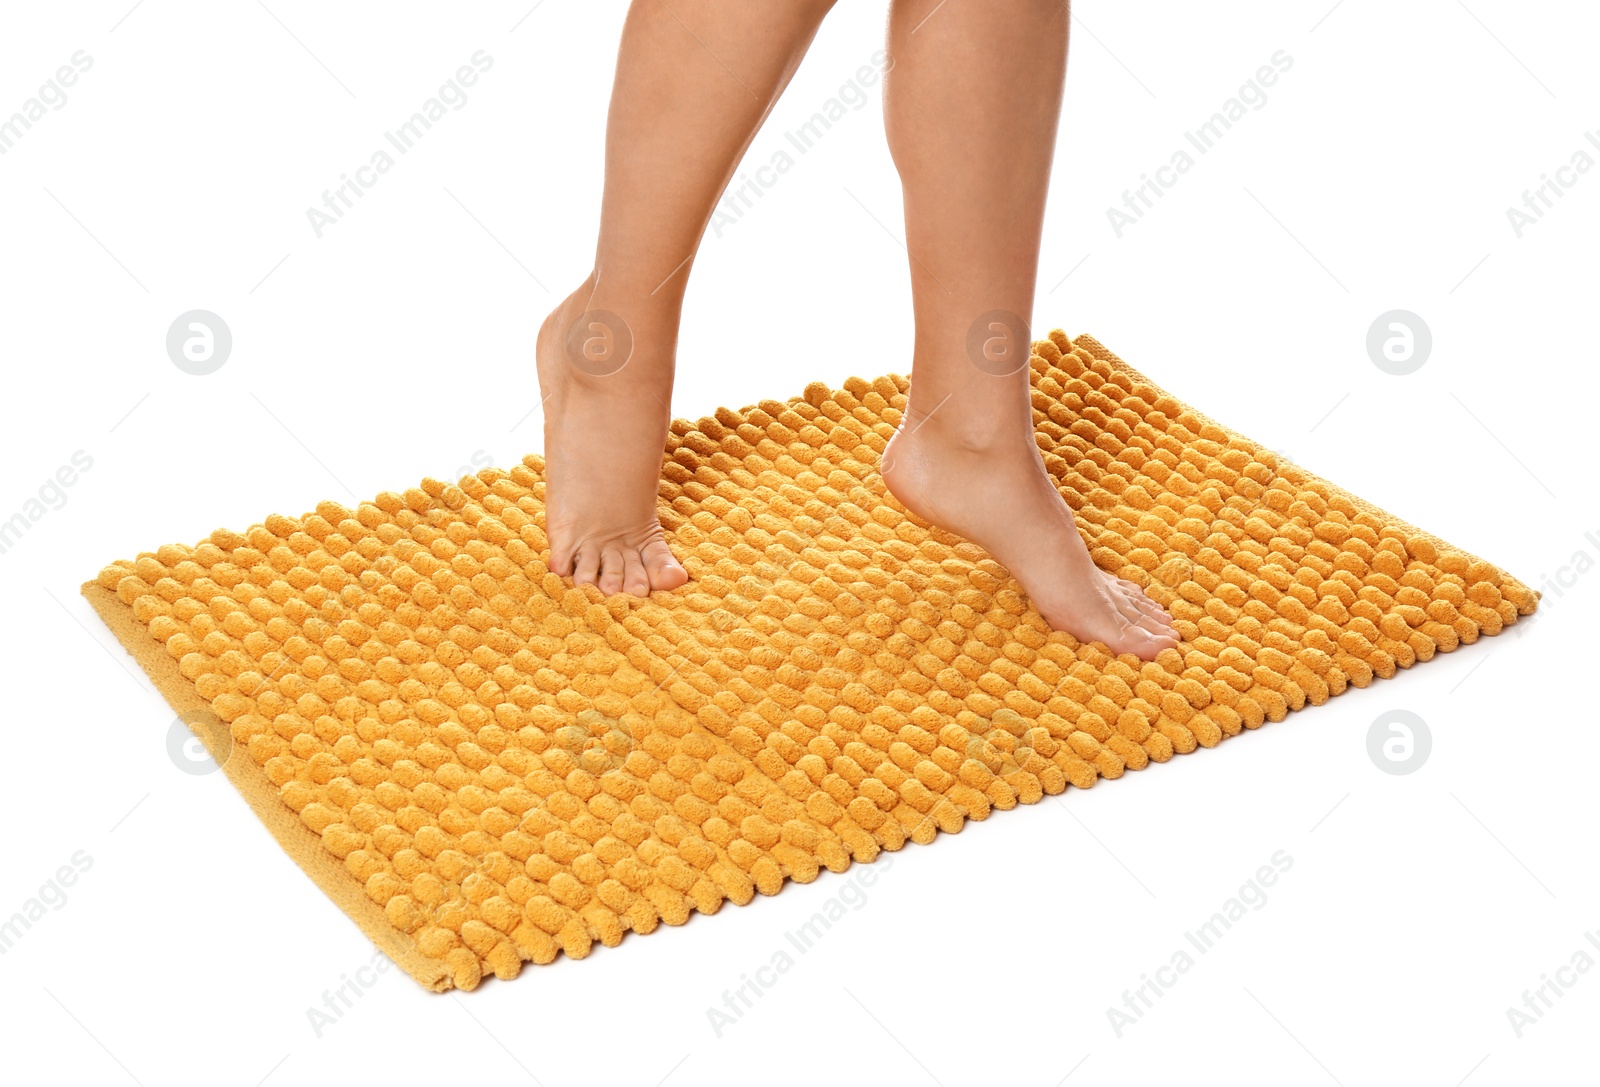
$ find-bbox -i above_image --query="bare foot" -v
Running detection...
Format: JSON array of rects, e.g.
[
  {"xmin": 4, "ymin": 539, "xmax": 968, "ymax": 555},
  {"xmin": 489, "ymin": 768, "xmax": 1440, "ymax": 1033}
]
[
  {"xmin": 535, "ymin": 285, "xmax": 689, "ymax": 597},
  {"xmin": 881, "ymin": 410, "xmax": 1179, "ymax": 660}
]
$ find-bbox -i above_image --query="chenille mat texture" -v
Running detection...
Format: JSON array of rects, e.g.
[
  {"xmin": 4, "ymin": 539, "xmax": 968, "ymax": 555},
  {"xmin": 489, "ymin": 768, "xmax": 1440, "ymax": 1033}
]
[{"xmin": 84, "ymin": 331, "xmax": 1537, "ymax": 991}]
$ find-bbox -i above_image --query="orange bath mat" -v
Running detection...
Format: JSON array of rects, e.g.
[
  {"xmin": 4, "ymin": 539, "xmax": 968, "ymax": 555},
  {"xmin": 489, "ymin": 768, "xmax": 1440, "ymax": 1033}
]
[{"xmin": 84, "ymin": 331, "xmax": 1536, "ymax": 991}]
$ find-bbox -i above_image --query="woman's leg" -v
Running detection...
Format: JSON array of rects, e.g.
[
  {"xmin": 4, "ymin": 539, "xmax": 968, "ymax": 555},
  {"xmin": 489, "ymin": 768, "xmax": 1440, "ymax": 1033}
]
[
  {"xmin": 878, "ymin": 0, "xmax": 1178, "ymax": 659},
  {"xmin": 538, "ymin": 0, "xmax": 837, "ymax": 596}
]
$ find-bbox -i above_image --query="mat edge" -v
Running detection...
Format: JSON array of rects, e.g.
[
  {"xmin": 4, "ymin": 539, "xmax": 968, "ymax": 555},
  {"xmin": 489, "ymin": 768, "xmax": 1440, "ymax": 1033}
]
[{"xmin": 80, "ymin": 580, "xmax": 455, "ymax": 993}]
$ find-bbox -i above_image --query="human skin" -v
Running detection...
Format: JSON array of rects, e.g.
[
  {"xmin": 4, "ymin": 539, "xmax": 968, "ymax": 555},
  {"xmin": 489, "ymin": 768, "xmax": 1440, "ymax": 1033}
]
[{"xmin": 536, "ymin": 0, "xmax": 1178, "ymax": 659}]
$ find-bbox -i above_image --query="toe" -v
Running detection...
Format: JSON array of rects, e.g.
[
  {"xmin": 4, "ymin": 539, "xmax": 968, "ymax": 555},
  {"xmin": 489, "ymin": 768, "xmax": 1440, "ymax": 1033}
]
[
  {"xmin": 1112, "ymin": 580, "xmax": 1175, "ymax": 627},
  {"xmin": 622, "ymin": 549, "xmax": 650, "ymax": 597},
  {"xmin": 1110, "ymin": 576, "xmax": 1171, "ymax": 620},
  {"xmin": 1091, "ymin": 585, "xmax": 1178, "ymax": 657},
  {"xmin": 573, "ymin": 546, "xmax": 601, "ymax": 587},
  {"xmin": 641, "ymin": 538, "xmax": 689, "ymax": 592},
  {"xmin": 1122, "ymin": 586, "xmax": 1168, "ymax": 619},
  {"xmin": 1107, "ymin": 586, "xmax": 1151, "ymax": 630},
  {"xmin": 1129, "ymin": 596, "xmax": 1176, "ymax": 632},
  {"xmin": 549, "ymin": 544, "xmax": 575, "ymax": 577},
  {"xmin": 597, "ymin": 546, "xmax": 626, "ymax": 595},
  {"xmin": 1113, "ymin": 621, "xmax": 1180, "ymax": 661},
  {"xmin": 1136, "ymin": 613, "xmax": 1177, "ymax": 640}
]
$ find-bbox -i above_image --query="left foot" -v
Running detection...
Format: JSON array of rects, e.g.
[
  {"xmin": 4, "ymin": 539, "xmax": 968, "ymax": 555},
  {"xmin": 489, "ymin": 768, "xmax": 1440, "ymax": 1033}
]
[
  {"xmin": 535, "ymin": 282, "xmax": 689, "ymax": 597},
  {"xmin": 881, "ymin": 408, "xmax": 1179, "ymax": 659}
]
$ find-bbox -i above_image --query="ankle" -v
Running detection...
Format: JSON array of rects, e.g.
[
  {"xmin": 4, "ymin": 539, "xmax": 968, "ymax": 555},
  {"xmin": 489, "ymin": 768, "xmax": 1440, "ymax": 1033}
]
[
  {"xmin": 542, "ymin": 276, "xmax": 678, "ymax": 388},
  {"xmin": 570, "ymin": 267, "xmax": 685, "ymax": 333},
  {"xmin": 901, "ymin": 398, "xmax": 1035, "ymax": 458}
]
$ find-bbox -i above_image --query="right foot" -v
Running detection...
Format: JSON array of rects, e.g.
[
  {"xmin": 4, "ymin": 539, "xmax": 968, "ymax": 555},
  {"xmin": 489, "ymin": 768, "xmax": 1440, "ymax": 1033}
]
[
  {"xmin": 535, "ymin": 285, "xmax": 689, "ymax": 597},
  {"xmin": 881, "ymin": 409, "xmax": 1180, "ymax": 660}
]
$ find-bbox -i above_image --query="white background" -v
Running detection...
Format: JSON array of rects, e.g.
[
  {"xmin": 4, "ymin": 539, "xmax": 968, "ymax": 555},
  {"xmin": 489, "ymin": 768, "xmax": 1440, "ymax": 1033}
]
[{"xmin": 1, "ymin": 1, "xmax": 1596, "ymax": 1084}]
